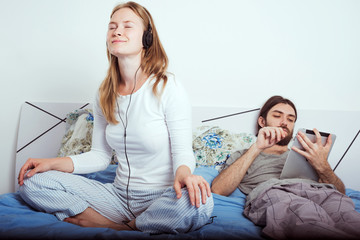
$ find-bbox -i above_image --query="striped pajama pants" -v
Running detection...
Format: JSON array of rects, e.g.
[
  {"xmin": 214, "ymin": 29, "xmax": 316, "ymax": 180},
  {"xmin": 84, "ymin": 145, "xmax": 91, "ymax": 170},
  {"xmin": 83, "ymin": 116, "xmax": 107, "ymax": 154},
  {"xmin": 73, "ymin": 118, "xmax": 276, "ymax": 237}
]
[{"xmin": 19, "ymin": 170, "xmax": 214, "ymax": 234}]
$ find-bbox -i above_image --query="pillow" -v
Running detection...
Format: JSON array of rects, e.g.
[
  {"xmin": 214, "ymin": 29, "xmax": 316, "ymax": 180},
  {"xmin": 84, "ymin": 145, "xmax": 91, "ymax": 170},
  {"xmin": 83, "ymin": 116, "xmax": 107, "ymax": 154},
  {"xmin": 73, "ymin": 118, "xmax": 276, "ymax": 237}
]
[
  {"xmin": 58, "ymin": 110, "xmax": 254, "ymax": 168},
  {"xmin": 58, "ymin": 109, "xmax": 94, "ymax": 157},
  {"xmin": 58, "ymin": 109, "xmax": 118, "ymax": 164},
  {"xmin": 192, "ymin": 126, "xmax": 255, "ymax": 170}
]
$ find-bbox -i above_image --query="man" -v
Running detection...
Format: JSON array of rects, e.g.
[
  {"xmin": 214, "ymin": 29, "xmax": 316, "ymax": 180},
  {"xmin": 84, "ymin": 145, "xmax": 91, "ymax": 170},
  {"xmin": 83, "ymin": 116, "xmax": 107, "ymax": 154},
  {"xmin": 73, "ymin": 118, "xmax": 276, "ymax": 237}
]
[{"xmin": 211, "ymin": 95, "xmax": 360, "ymax": 239}]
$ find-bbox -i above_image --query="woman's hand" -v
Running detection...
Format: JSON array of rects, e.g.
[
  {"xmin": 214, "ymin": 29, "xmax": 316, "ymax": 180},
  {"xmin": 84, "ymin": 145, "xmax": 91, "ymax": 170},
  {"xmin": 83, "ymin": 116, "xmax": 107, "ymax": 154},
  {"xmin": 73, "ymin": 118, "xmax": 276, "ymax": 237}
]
[
  {"xmin": 18, "ymin": 157, "xmax": 74, "ymax": 186},
  {"xmin": 174, "ymin": 165, "xmax": 211, "ymax": 208}
]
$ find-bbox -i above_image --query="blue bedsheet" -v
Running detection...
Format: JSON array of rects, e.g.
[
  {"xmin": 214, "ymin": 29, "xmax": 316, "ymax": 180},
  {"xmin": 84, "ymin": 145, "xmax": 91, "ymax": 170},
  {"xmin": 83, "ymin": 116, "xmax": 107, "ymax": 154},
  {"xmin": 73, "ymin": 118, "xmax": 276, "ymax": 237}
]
[{"xmin": 1, "ymin": 166, "xmax": 359, "ymax": 239}]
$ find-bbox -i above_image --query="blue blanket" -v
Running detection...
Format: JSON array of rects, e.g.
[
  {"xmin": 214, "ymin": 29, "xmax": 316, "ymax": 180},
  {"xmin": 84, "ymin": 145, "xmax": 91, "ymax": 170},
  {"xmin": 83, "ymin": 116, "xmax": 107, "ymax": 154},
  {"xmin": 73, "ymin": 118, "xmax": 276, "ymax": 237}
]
[{"xmin": 1, "ymin": 166, "xmax": 359, "ymax": 239}]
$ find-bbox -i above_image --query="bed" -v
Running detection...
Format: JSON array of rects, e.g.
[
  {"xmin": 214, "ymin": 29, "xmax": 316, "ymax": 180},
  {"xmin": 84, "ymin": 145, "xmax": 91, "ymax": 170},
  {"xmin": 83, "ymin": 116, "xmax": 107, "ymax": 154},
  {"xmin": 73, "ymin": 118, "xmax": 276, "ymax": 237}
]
[{"xmin": 1, "ymin": 102, "xmax": 360, "ymax": 239}]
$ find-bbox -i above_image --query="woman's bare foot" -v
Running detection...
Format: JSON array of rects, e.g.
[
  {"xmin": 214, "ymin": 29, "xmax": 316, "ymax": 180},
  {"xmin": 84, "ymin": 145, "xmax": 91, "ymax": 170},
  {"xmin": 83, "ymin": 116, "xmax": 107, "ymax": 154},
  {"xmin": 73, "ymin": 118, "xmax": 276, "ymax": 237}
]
[{"xmin": 63, "ymin": 207, "xmax": 137, "ymax": 231}]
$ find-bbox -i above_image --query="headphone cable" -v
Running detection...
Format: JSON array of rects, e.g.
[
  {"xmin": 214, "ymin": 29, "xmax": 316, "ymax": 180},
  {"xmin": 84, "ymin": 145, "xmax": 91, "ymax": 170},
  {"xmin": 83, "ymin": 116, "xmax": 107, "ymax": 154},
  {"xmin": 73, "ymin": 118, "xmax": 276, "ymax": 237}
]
[{"xmin": 116, "ymin": 65, "xmax": 141, "ymax": 219}]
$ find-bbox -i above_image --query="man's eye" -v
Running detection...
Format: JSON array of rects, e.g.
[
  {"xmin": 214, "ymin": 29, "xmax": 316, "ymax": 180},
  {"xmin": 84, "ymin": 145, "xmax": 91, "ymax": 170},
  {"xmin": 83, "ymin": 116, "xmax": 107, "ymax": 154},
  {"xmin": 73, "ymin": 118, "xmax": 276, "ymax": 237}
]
[{"xmin": 288, "ymin": 118, "xmax": 295, "ymax": 122}]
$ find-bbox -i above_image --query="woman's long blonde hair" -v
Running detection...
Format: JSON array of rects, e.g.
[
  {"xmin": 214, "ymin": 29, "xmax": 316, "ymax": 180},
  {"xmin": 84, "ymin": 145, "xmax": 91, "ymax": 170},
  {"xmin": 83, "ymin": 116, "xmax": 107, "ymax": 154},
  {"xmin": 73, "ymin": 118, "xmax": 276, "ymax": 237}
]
[{"xmin": 99, "ymin": 1, "xmax": 168, "ymax": 124}]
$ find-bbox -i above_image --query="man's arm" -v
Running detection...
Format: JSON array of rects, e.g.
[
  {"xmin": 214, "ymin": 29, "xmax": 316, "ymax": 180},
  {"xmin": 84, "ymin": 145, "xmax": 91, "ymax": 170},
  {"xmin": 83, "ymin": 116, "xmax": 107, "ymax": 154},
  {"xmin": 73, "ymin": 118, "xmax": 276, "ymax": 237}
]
[
  {"xmin": 211, "ymin": 126, "xmax": 288, "ymax": 196},
  {"xmin": 317, "ymin": 164, "xmax": 345, "ymax": 194},
  {"xmin": 292, "ymin": 129, "xmax": 346, "ymax": 194},
  {"xmin": 211, "ymin": 144, "xmax": 262, "ymax": 196}
]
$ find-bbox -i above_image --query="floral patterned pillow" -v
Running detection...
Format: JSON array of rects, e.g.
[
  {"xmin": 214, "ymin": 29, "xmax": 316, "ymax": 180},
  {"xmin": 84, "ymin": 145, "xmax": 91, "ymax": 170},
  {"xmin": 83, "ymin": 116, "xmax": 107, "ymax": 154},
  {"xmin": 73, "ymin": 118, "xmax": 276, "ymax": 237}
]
[
  {"xmin": 58, "ymin": 109, "xmax": 94, "ymax": 157},
  {"xmin": 57, "ymin": 110, "xmax": 255, "ymax": 169},
  {"xmin": 192, "ymin": 126, "xmax": 255, "ymax": 170},
  {"xmin": 57, "ymin": 109, "xmax": 118, "ymax": 164}
]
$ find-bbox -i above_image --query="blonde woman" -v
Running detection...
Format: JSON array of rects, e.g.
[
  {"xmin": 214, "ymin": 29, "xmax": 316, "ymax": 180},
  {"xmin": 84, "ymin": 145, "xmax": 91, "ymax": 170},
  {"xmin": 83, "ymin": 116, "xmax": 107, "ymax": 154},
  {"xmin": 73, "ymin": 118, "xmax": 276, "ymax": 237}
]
[{"xmin": 18, "ymin": 1, "xmax": 213, "ymax": 234}]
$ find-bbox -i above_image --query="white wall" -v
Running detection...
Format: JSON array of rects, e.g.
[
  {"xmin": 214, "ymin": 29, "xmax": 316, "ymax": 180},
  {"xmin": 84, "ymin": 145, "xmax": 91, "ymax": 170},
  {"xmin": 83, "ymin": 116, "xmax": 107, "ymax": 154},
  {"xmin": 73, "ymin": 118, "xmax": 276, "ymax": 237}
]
[{"xmin": 1, "ymin": 0, "xmax": 359, "ymax": 194}]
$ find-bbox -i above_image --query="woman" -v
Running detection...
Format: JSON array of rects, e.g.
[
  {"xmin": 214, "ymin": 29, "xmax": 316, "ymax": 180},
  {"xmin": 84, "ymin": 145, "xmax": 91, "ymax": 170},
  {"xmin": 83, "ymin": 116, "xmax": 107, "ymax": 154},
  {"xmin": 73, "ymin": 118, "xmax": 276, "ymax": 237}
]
[{"xmin": 18, "ymin": 1, "xmax": 213, "ymax": 234}]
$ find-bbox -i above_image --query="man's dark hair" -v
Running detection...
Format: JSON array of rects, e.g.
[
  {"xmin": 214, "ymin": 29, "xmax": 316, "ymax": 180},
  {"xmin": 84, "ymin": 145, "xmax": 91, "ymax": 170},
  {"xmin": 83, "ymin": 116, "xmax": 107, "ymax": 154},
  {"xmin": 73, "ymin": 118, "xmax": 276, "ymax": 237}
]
[{"xmin": 256, "ymin": 95, "xmax": 297, "ymax": 134}]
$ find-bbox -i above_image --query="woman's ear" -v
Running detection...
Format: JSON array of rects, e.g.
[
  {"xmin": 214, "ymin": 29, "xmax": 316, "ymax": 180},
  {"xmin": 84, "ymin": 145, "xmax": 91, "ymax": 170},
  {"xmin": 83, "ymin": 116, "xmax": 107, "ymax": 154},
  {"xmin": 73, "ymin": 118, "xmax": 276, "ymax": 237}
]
[{"xmin": 258, "ymin": 116, "xmax": 265, "ymax": 128}]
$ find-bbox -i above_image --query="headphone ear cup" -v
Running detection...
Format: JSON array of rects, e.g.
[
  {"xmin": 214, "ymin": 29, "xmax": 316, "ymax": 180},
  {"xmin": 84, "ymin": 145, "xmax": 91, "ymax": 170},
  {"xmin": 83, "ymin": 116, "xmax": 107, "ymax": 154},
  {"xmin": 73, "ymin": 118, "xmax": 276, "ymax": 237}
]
[{"xmin": 142, "ymin": 26, "xmax": 153, "ymax": 49}]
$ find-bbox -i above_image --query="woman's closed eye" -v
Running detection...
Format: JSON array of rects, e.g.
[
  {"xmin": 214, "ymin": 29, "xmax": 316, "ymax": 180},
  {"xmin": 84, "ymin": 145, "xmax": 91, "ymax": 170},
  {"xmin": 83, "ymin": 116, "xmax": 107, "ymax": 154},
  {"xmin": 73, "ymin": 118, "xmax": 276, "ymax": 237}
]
[{"xmin": 108, "ymin": 24, "xmax": 117, "ymax": 30}]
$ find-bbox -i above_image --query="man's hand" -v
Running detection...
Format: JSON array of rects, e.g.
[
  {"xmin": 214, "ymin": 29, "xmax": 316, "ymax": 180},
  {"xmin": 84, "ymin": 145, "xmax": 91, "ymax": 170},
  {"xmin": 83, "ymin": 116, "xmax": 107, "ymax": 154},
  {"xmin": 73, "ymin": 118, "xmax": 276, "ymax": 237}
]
[
  {"xmin": 291, "ymin": 128, "xmax": 345, "ymax": 193},
  {"xmin": 174, "ymin": 165, "xmax": 211, "ymax": 208},
  {"xmin": 256, "ymin": 127, "xmax": 288, "ymax": 150},
  {"xmin": 291, "ymin": 128, "xmax": 332, "ymax": 173}
]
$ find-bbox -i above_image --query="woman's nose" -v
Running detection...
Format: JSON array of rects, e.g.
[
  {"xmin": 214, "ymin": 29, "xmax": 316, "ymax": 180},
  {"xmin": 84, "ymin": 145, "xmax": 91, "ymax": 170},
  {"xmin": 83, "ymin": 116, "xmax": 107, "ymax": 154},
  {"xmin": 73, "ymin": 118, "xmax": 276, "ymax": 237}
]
[{"xmin": 114, "ymin": 29, "xmax": 122, "ymax": 36}]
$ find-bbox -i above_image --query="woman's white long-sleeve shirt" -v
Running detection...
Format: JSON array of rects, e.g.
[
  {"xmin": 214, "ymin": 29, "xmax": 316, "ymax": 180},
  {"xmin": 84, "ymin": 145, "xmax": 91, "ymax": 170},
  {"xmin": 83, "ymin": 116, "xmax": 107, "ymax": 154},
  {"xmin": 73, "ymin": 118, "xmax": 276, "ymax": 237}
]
[{"xmin": 70, "ymin": 75, "xmax": 195, "ymax": 190}]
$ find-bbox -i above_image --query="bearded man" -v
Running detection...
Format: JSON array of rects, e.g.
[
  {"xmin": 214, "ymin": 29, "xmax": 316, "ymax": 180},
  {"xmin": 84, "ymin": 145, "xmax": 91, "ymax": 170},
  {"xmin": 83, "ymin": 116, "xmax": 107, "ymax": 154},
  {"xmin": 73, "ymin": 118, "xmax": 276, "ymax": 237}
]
[{"xmin": 211, "ymin": 95, "xmax": 360, "ymax": 239}]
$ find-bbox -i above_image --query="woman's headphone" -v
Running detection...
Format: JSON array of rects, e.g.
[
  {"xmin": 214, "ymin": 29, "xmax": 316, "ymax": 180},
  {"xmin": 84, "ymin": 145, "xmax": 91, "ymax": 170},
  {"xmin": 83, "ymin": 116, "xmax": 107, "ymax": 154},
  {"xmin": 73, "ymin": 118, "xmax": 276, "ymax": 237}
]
[{"xmin": 142, "ymin": 23, "xmax": 153, "ymax": 49}]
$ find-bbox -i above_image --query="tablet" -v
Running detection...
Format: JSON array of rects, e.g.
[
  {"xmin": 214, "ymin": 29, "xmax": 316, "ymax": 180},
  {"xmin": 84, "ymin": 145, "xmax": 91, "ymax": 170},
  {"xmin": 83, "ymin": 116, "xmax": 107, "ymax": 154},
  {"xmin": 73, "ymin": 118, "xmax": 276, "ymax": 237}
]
[{"xmin": 280, "ymin": 128, "xmax": 336, "ymax": 181}]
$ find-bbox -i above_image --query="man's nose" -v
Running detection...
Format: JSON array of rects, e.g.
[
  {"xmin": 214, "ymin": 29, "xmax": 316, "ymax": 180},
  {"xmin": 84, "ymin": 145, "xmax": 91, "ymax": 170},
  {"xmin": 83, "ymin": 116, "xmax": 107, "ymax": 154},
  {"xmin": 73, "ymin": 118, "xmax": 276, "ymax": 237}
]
[{"xmin": 280, "ymin": 117, "xmax": 288, "ymax": 126}]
